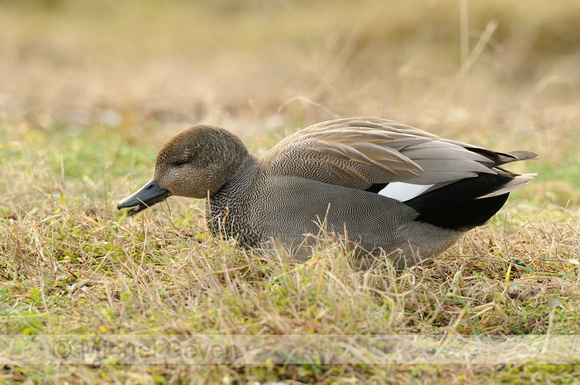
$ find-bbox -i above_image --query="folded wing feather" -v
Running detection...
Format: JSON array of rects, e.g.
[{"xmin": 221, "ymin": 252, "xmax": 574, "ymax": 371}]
[{"xmin": 262, "ymin": 117, "xmax": 535, "ymax": 198}]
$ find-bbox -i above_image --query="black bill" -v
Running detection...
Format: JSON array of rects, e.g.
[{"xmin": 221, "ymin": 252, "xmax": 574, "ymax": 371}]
[{"xmin": 117, "ymin": 179, "xmax": 171, "ymax": 216}]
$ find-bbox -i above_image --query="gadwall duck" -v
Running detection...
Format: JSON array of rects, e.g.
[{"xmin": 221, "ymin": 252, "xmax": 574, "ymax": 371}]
[{"xmin": 118, "ymin": 117, "xmax": 536, "ymax": 268}]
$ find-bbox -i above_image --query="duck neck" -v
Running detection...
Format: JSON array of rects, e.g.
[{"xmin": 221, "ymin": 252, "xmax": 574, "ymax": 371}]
[{"xmin": 205, "ymin": 155, "xmax": 260, "ymax": 245}]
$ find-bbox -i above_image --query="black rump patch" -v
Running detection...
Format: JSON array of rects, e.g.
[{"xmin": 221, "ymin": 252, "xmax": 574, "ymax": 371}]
[
  {"xmin": 366, "ymin": 183, "xmax": 389, "ymax": 194},
  {"xmin": 403, "ymin": 173, "xmax": 513, "ymax": 231}
]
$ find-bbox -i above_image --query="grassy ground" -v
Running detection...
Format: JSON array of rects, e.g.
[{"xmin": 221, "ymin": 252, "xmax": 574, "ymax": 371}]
[{"xmin": 1, "ymin": 0, "xmax": 580, "ymax": 383}]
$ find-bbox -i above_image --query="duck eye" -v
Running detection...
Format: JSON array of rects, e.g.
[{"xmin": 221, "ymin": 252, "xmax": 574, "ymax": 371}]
[{"xmin": 174, "ymin": 159, "xmax": 186, "ymax": 166}]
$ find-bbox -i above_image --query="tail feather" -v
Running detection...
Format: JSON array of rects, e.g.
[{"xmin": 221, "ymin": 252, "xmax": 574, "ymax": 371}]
[
  {"xmin": 476, "ymin": 173, "xmax": 536, "ymax": 199},
  {"xmin": 468, "ymin": 148, "xmax": 537, "ymax": 166},
  {"xmin": 507, "ymin": 151, "xmax": 538, "ymax": 162}
]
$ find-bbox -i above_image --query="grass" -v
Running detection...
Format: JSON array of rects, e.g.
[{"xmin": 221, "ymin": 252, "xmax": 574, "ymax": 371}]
[{"xmin": 2, "ymin": 0, "xmax": 580, "ymax": 383}]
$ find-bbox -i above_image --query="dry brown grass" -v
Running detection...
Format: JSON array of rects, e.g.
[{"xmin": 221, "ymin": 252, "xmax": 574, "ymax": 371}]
[{"xmin": 1, "ymin": 0, "xmax": 580, "ymax": 383}]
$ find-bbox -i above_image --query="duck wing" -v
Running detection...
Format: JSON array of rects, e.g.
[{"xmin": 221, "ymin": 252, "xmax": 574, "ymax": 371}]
[{"xmin": 262, "ymin": 117, "xmax": 535, "ymax": 198}]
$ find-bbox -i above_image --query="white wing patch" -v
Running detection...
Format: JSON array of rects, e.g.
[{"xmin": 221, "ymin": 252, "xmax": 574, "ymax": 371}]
[{"xmin": 379, "ymin": 182, "xmax": 434, "ymax": 202}]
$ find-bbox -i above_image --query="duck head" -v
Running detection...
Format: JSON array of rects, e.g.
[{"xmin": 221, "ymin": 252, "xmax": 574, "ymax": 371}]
[{"xmin": 117, "ymin": 125, "xmax": 249, "ymax": 216}]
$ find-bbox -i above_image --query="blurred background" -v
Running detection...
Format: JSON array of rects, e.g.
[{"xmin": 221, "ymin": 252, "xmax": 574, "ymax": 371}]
[{"xmin": 1, "ymin": 0, "xmax": 579, "ymax": 195}]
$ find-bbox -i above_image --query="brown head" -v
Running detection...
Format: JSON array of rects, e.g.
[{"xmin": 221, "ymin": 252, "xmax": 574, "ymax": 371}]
[{"xmin": 117, "ymin": 125, "xmax": 249, "ymax": 215}]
